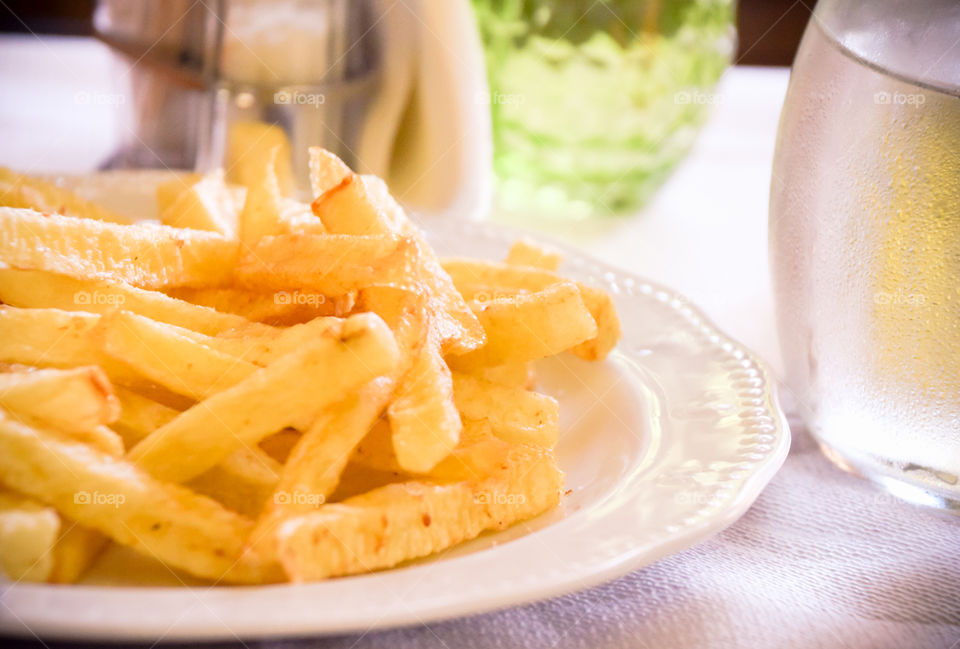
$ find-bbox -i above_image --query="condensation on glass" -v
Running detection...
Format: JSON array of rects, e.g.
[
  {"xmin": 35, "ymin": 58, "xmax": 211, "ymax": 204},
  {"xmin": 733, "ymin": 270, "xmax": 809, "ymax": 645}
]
[{"xmin": 770, "ymin": 0, "xmax": 960, "ymax": 510}]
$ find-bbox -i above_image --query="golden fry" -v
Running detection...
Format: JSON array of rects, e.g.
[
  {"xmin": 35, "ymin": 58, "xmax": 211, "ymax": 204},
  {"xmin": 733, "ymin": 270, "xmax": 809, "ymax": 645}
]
[
  {"xmin": 0, "ymin": 307, "xmax": 143, "ymax": 388},
  {"xmin": 226, "ymin": 121, "xmax": 294, "ymax": 196},
  {"xmin": 129, "ymin": 313, "xmax": 399, "ymax": 483},
  {"xmin": 450, "ymin": 282, "xmax": 598, "ymax": 369},
  {"xmin": 452, "ymin": 373, "xmax": 559, "ymax": 448},
  {"xmin": 313, "ymin": 172, "xmax": 485, "ymax": 354},
  {"xmin": 505, "ymin": 238, "xmax": 563, "ymax": 271},
  {"xmin": 359, "ymin": 286, "xmax": 462, "ymax": 473},
  {"xmin": 0, "ymin": 415, "xmax": 278, "ymax": 583},
  {"xmin": 187, "ymin": 447, "xmax": 281, "ymax": 518},
  {"xmin": 159, "ymin": 171, "xmax": 238, "ymax": 236},
  {"xmin": 0, "ymin": 208, "xmax": 237, "ymax": 288},
  {"xmin": 0, "ymin": 167, "xmax": 128, "ymax": 223},
  {"xmin": 167, "ymin": 286, "xmax": 351, "ymax": 325},
  {"xmin": 98, "ymin": 310, "xmax": 258, "ymax": 400},
  {"xmin": 48, "ymin": 521, "xmax": 109, "ymax": 584},
  {"xmin": 0, "ymin": 366, "xmax": 121, "ymax": 452},
  {"xmin": 442, "ymin": 258, "xmax": 621, "ymax": 360},
  {"xmin": 235, "ymin": 232, "xmax": 412, "ymax": 297},
  {"xmin": 0, "ymin": 490, "xmax": 60, "ymax": 582},
  {"xmin": 388, "ymin": 331, "xmax": 461, "ymax": 473},
  {"xmin": 276, "ymin": 442, "xmax": 563, "ymax": 581},
  {"xmin": 308, "ymin": 146, "xmax": 352, "ymax": 199},
  {"xmin": 238, "ymin": 146, "xmax": 289, "ymax": 244},
  {"xmin": 0, "ymin": 268, "xmax": 255, "ymax": 335},
  {"xmin": 251, "ymin": 378, "xmax": 394, "ymax": 556}
]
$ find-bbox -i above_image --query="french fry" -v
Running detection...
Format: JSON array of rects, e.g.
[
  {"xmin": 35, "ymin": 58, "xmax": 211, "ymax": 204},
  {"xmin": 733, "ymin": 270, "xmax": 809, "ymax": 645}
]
[
  {"xmin": 357, "ymin": 286, "xmax": 462, "ymax": 474},
  {"xmin": 238, "ymin": 146, "xmax": 289, "ymax": 244},
  {"xmin": 259, "ymin": 429, "xmax": 301, "ymax": 464},
  {"xmin": 0, "ymin": 306, "xmax": 100, "ymax": 366},
  {"xmin": 351, "ymin": 417, "xmax": 535, "ymax": 482},
  {"xmin": 98, "ymin": 310, "xmax": 258, "ymax": 400},
  {"xmin": 235, "ymin": 232, "xmax": 412, "ymax": 297},
  {"xmin": 425, "ymin": 419, "xmax": 520, "ymax": 482},
  {"xmin": 155, "ymin": 173, "xmax": 202, "ymax": 215},
  {"xmin": 0, "ymin": 167, "xmax": 127, "ymax": 223},
  {"xmin": 250, "ymin": 377, "xmax": 394, "ymax": 556},
  {"xmin": 0, "ymin": 365, "xmax": 123, "ymax": 457},
  {"xmin": 111, "ymin": 387, "xmax": 178, "ymax": 447},
  {"xmin": 226, "ymin": 120, "xmax": 294, "ymax": 197},
  {"xmin": 310, "ymin": 174, "xmax": 392, "ymax": 234},
  {"xmin": 160, "ymin": 171, "xmax": 238, "ymax": 236},
  {"xmin": 187, "ymin": 447, "xmax": 281, "ymax": 518},
  {"xmin": 100, "ymin": 308, "xmax": 339, "ymax": 374},
  {"xmin": 0, "ymin": 413, "xmax": 278, "ymax": 583},
  {"xmin": 345, "ymin": 418, "xmax": 401, "ymax": 474},
  {"xmin": 0, "ymin": 307, "xmax": 143, "ymax": 388},
  {"xmin": 112, "ymin": 388, "xmax": 285, "ymax": 517},
  {"xmin": 312, "ymin": 172, "xmax": 485, "ymax": 354},
  {"xmin": 569, "ymin": 287, "xmax": 622, "ymax": 361},
  {"xmin": 0, "ymin": 268, "xmax": 256, "ymax": 336},
  {"xmin": 48, "ymin": 521, "xmax": 109, "ymax": 584},
  {"xmin": 442, "ymin": 258, "xmax": 621, "ymax": 361},
  {"xmin": 308, "ymin": 146, "xmax": 352, "ymax": 199},
  {"xmin": 442, "ymin": 258, "xmax": 560, "ymax": 295},
  {"xmin": 205, "ymin": 316, "xmax": 344, "ymax": 366},
  {"xmin": 350, "ymin": 419, "xmax": 513, "ymax": 481},
  {"xmin": 0, "ymin": 490, "xmax": 60, "ymax": 582},
  {"xmin": 0, "ymin": 208, "xmax": 237, "ymax": 289},
  {"xmin": 277, "ymin": 197, "xmax": 327, "ymax": 235},
  {"xmin": 167, "ymin": 286, "xmax": 351, "ymax": 325},
  {"xmin": 388, "ymin": 331, "xmax": 461, "ymax": 474},
  {"xmin": 129, "ymin": 313, "xmax": 399, "ymax": 483},
  {"xmin": 505, "ymin": 238, "xmax": 562, "ymax": 271},
  {"xmin": 472, "ymin": 361, "xmax": 536, "ymax": 389},
  {"xmin": 0, "ymin": 366, "xmax": 121, "ymax": 444},
  {"xmin": 452, "ymin": 373, "xmax": 559, "ymax": 448},
  {"xmin": 450, "ymin": 282, "xmax": 598, "ymax": 369},
  {"xmin": 276, "ymin": 442, "xmax": 563, "ymax": 580}
]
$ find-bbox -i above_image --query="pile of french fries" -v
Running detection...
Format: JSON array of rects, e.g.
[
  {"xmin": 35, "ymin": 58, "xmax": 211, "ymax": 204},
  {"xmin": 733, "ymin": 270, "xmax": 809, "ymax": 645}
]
[{"xmin": 0, "ymin": 148, "xmax": 621, "ymax": 585}]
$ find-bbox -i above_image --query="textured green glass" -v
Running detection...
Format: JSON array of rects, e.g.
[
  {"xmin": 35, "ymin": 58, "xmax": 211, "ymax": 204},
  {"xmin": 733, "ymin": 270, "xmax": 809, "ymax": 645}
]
[{"xmin": 472, "ymin": 0, "xmax": 735, "ymax": 218}]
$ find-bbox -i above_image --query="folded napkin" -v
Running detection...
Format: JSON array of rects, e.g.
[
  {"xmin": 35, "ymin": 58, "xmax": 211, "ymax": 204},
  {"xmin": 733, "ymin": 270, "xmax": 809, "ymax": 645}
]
[{"xmin": 354, "ymin": 0, "xmax": 493, "ymax": 221}]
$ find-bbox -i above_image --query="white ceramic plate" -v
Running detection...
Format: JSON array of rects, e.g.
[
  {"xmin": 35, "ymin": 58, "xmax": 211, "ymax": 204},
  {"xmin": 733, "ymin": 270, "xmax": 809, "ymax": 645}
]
[{"xmin": 0, "ymin": 173, "xmax": 790, "ymax": 642}]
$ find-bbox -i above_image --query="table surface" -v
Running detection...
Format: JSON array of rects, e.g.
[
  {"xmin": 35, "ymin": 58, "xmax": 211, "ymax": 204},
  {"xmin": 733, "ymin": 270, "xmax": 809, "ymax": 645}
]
[{"xmin": 1, "ymin": 34, "xmax": 958, "ymax": 649}]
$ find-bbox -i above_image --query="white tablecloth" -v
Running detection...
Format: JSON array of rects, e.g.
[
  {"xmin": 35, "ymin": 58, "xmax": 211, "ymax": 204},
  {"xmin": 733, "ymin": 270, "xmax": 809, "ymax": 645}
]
[{"xmin": 1, "ymin": 35, "xmax": 958, "ymax": 649}]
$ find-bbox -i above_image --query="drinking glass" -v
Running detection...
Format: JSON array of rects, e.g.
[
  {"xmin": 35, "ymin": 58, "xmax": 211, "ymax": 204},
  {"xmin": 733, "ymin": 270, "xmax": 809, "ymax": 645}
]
[
  {"xmin": 471, "ymin": 0, "xmax": 736, "ymax": 219},
  {"xmin": 94, "ymin": 0, "xmax": 387, "ymax": 196},
  {"xmin": 770, "ymin": 0, "xmax": 960, "ymax": 510}
]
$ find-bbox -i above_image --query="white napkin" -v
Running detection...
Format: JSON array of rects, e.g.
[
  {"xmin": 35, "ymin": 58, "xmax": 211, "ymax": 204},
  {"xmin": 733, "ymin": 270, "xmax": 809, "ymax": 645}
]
[
  {"xmin": 255, "ymin": 424, "xmax": 960, "ymax": 649},
  {"xmin": 356, "ymin": 0, "xmax": 493, "ymax": 222}
]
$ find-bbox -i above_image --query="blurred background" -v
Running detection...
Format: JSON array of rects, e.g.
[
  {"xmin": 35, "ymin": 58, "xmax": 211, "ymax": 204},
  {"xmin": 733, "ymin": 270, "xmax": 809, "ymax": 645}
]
[
  {"xmin": 0, "ymin": 0, "xmax": 812, "ymax": 65},
  {"xmin": 0, "ymin": 0, "xmax": 815, "ymax": 220},
  {"xmin": 0, "ymin": 0, "xmax": 811, "ymax": 367}
]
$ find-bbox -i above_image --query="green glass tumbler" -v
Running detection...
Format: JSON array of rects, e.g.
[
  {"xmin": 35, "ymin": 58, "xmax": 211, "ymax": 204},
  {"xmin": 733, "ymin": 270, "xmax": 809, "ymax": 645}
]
[{"xmin": 471, "ymin": 0, "xmax": 736, "ymax": 218}]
